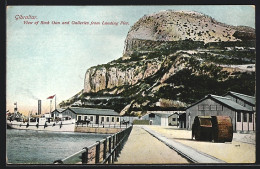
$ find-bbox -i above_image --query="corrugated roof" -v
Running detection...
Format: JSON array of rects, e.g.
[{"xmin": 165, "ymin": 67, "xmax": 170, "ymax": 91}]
[
  {"xmin": 57, "ymin": 108, "xmax": 65, "ymax": 112},
  {"xmin": 210, "ymin": 95, "xmax": 251, "ymax": 111},
  {"xmin": 52, "ymin": 108, "xmax": 65, "ymax": 113},
  {"xmin": 68, "ymin": 107, "xmax": 120, "ymax": 116},
  {"xmin": 186, "ymin": 94, "xmax": 253, "ymax": 112},
  {"xmin": 150, "ymin": 112, "xmax": 173, "ymax": 117},
  {"xmin": 224, "ymin": 91, "xmax": 255, "ymax": 105}
]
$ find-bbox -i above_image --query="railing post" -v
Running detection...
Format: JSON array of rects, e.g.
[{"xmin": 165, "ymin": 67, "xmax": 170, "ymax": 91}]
[
  {"xmin": 114, "ymin": 134, "xmax": 118, "ymax": 161},
  {"xmin": 108, "ymin": 136, "xmax": 112, "ymax": 164},
  {"xmin": 95, "ymin": 141, "xmax": 100, "ymax": 164},
  {"xmin": 112, "ymin": 134, "xmax": 115, "ymax": 163},
  {"xmin": 103, "ymin": 138, "xmax": 107, "ymax": 162},
  {"xmin": 82, "ymin": 147, "xmax": 88, "ymax": 164}
]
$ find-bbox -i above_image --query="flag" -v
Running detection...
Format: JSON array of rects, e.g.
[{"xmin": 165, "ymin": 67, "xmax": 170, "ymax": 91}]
[{"xmin": 47, "ymin": 94, "xmax": 55, "ymax": 99}]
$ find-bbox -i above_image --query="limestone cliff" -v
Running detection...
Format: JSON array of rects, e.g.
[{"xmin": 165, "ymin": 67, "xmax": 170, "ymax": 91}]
[
  {"xmin": 61, "ymin": 10, "xmax": 255, "ymax": 115},
  {"xmin": 84, "ymin": 58, "xmax": 163, "ymax": 93}
]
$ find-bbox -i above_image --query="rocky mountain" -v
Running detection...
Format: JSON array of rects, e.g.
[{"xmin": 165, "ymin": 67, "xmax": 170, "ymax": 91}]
[
  {"xmin": 60, "ymin": 10, "xmax": 255, "ymax": 116},
  {"xmin": 123, "ymin": 10, "xmax": 255, "ymax": 54}
]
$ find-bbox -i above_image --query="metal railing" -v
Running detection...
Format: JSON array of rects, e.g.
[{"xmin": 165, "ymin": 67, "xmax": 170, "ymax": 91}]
[
  {"xmin": 53, "ymin": 126, "xmax": 133, "ymax": 164},
  {"xmin": 76, "ymin": 123, "xmax": 130, "ymax": 129}
]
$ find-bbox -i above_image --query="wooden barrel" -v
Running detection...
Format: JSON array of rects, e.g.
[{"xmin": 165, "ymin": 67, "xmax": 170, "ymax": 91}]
[
  {"xmin": 192, "ymin": 116, "xmax": 212, "ymax": 141},
  {"xmin": 211, "ymin": 116, "xmax": 233, "ymax": 142}
]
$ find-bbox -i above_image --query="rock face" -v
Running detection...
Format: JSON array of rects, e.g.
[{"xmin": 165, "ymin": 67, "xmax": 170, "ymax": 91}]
[
  {"xmin": 84, "ymin": 59, "xmax": 163, "ymax": 93},
  {"xmin": 83, "ymin": 10, "xmax": 255, "ymax": 95},
  {"xmin": 60, "ymin": 10, "xmax": 256, "ymax": 115},
  {"xmin": 123, "ymin": 10, "xmax": 254, "ymax": 54}
]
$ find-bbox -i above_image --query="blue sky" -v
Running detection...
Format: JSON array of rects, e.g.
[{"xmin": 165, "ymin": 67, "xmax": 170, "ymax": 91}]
[{"xmin": 6, "ymin": 5, "xmax": 255, "ymax": 114}]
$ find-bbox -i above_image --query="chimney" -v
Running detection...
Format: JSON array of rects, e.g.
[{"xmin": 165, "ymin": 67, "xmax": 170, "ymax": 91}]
[{"xmin": 38, "ymin": 100, "xmax": 41, "ymax": 115}]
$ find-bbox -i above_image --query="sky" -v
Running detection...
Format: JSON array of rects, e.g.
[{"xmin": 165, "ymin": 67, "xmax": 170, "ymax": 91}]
[{"xmin": 6, "ymin": 5, "xmax": 255, "ymax": 115}]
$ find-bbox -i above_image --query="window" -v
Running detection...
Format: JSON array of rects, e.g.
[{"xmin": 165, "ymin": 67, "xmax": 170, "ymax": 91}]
[
  {"xmin": 90, "ymin": 116, "xmax": 93, "ymax": 121},
  {"xmin": 107, "ymin": 117, "xmax": 110, "ymax": 122},
  {"xmin": 204, "ymin": 105, "xmax": 210, "ymax": 110},
  {"xmin": 243, "ymin": 113, "xmax": 247, "ymax": 122},
  {"xmin": 237, "ymin": 112, "xmax": 241, "ymax": 122},
  {"xmin": 249, "ymin": 113, "xmax": 253, "ymax": 122},
  {"xmin": 112, "ymin": 117, "xmax": 114, "ymax": 122},
  {"xmin": 84, "ymin": 116, "xmax": 88, "ymax": 121},
  {"xmin": 198, "ymin": 105, "xmax": 204, "ymax": 110},
  {"xmin": 101, "ymin": 117, "xmax": 104, "ymax": 122},
  {"xmin": 217, "ymin": 105, "xmax": 223, "ymax": 111},
  {"xmin": 149, "ymin": 113, "xmax": 155, "ymax": 118},
  {"xmin": 172, "ymin": 118, "xmax": 176, "ymax": 121},
  {"xmin": 210, "ymin": 105, "xmax": 217, "ymax": 110},
  {"xmin": 78, "ymin": 116, "xmax": 82, "ymax": 121},
  {"xmin": 117, "ymin": 117, "xmax": 119, "ymax": 122}
]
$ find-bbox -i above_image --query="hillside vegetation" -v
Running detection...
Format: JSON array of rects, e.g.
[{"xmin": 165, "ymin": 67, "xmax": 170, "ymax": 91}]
[{"xmin": 60, "ymin": 10, "xmax": 255, "ymax": 116}]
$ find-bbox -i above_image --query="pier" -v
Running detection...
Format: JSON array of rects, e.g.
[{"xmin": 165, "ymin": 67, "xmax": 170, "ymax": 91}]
[
  {"xmin": 53, "ymin": 126, "xmax": 133, "ymax": 164},
  {"xmin": 75, "ymin": 123, "xmax": 130, "ymax": 134},
  {"xmin": 115, "ymin": 125, "xmax": 255, "ymax": 164},
  {"xmin": 53, "ymin": 125, "xmax": 255, "ymax": 164},
  {"xmin": 115, "ymin": 125, "xmax": 189, "ymax": 164}
]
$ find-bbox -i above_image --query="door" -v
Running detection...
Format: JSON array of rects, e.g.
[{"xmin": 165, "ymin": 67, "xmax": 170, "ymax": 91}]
[
  {"xmin": 96, "ymin": 115, "xmax": 99, "ymax": 124},
  {"xmin": 149, "ymin": 120, "xmax": 153, "ymax": 125}
]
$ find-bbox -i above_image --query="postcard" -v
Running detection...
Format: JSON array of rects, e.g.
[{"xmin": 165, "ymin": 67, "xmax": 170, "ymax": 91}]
[{"xmin": 6, "ymin": 5, "xmax": 256, "ymax": 165}]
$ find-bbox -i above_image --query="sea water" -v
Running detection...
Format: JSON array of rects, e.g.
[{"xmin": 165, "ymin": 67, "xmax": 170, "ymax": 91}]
[{"xmin": 6, "ymin": 129, "xmax": 110, "ymax": 164}]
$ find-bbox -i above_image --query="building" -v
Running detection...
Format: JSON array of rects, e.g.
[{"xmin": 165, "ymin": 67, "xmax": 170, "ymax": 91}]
[
  {"xmin": 185, "ymin": 92, "xmax": 255, "ymax": 132},
  {"xmin": 223, "ymin": 91, "xmax": 256, "ymax": 131},
  {"xmin": 168, "ymin": 111, "xmax": 186, "ymax": 127},
  {"xmin": 223, "ymin": 91, "xmax": 255, "ymax": 111},
  {"xmin": 141, "ymin": 112, "xmax": 173, "ymax": 126},
  {"xmin": 61, "ymin": 107, "xmax": 121, "ymax": 125},
  {"xmin": 51, "ymin": 108, "xmax": 65, "ymax": 119}
]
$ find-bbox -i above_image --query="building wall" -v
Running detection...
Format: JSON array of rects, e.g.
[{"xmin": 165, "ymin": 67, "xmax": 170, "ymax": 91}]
[
  {"xmin": 61, "ymin": 109, "xmax": 77, "ymax": 119},
  {"xmin": 168, "ymin": 114, "xmax": 179, "ymax": 126},
  {"xmin": 141, "ymin": 114, "xmax": 161, "ymax": 125},
  {"xmin": 236, "ymin": 112, "xmax": 255, "ymax": 131},
  {"xmin": 120, "ymin": 116, "xmax": 139, "ymax": 123},
  {"xmin": 160, "ymin": 116, "xmax": 169, "ymax": 126},
  {"xmin": 186, "ymin": 98, "xmax": 236, "ymax": 131},
  {"xmin": 52, "ymin": 110, "xmax": 60, "ymax": 118},
  {"xmin": 76, "ymin": 115, "xmax": 96, "ymax": 124},
  {"xmin": 99, "ymin": 116, "xmax": 120, "ymax": 125}
]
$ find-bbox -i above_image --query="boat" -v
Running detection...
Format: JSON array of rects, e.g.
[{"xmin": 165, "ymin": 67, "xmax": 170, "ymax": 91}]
[{"xmin": 6, "ymin": 113, "xmax": 76, "ymax": 132}]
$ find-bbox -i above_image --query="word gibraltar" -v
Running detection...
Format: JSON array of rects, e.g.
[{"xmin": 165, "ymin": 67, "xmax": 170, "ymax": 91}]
[{"xmin": 15, "ymin": 15, "xmax": 37, "ymax": 20}]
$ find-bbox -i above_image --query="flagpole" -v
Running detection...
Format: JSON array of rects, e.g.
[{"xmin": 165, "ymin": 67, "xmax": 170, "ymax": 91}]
[
  {"xmin": 55, "ymin": 95, "xmax": 56, "ymax": 110},
  {"xmin": 50, "ymin": 100, "xmax": 52, "ymax": 113}
]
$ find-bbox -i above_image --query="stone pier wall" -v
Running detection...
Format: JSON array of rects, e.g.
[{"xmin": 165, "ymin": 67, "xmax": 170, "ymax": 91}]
[{"xmin": 75, "ymin": 127, "xmax": 123, "ymax": 134}]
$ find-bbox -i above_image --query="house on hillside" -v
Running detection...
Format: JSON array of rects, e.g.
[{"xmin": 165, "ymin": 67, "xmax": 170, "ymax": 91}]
[
  {"xmin": 61, "ymin": 107, "xmax": 121, "ymax": 125},
  {"xmin": 141, "ymin": 112, "xmax": 173, "ymax": 126},
  {"xmin": 185, "ymin": 92, "xmax": 255, "ymax": 132}
]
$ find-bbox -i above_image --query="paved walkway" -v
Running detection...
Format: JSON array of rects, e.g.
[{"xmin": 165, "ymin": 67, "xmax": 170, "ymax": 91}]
[
  {"xmin": 115, "ymin": 126, "xmax": 189, "ymax": 164},
  {"xmin": 146, "ymin": 125, "xmax": 255, "ymax": 163},
  {"xmin": 142, "ymin": 126, "xmax": 225, "ymax": 163}
]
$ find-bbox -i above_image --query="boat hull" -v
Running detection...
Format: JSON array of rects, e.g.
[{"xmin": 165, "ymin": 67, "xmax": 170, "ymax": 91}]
[{"xmin": 7, "ymin": 120, "xmax": 76, "ymax": 132}]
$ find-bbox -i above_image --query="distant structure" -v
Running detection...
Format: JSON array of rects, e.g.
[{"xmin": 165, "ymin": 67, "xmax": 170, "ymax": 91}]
[
  {"xmin": 185, "ymin": 91, "xmax": 255, "ymax": 132},
  {"xmin": 51, "ymin": 107, "xmax": 121, "ymax": 125},
  {"xmin": 38, "ymin": 100, "xmax": 41, "ymax": 115},
  {"xmin": 141, "ymin": 112, "xmax": 173, "ymax": 126}
]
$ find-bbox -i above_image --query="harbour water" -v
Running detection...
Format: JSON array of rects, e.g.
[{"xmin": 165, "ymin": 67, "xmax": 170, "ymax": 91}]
[{"xmin": 6, "ymin": 129, "xmax": 110, "ymax": 164}]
